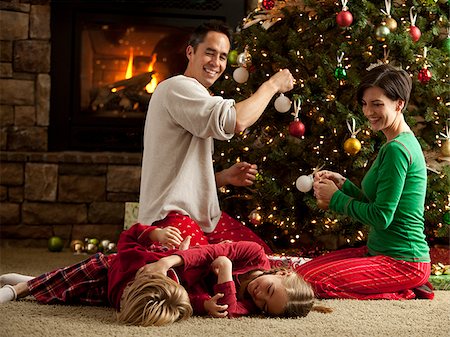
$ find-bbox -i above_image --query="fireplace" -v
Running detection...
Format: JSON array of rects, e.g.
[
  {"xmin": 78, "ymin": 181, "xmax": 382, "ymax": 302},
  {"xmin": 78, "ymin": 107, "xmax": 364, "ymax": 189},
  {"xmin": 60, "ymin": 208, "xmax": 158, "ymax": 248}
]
[{"xmin": 49, "ymin": 0, "xmax": 246, "ymax": 152}]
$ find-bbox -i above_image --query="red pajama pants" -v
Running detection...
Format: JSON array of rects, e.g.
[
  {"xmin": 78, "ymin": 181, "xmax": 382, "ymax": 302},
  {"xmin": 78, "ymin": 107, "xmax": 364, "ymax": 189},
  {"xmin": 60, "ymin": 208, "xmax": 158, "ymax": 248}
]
[
  {"xmin": 27, "ymin": 253, "xmax": 115, "ymax": 305},
  {"xmin": 153, "ymin": 211, "xmax": 273, "ymax": 254},
  {"xmin": 296, "ymin": 246, "xmax": 431, "ymax": 300}
]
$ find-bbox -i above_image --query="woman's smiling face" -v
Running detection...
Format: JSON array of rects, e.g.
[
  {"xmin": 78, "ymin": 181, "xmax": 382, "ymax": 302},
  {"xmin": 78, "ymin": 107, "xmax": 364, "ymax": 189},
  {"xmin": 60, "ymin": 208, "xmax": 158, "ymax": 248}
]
[
  {"xmin": 361, "ymin": 86, "xmax": 404, "ymax": 133},
  {"xmin": 247, "ymin": 272, "xmax": 289, "ymax": 316}
]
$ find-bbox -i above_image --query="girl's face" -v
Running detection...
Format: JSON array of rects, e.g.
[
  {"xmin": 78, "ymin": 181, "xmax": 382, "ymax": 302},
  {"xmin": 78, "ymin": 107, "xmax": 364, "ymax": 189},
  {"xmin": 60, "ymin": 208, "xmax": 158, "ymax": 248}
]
[
  {"xmin": 361, "ymin": 86, "xmax": 404, "ymax": 135},
  {"xmin": 247, "ymin": 272, "xmax": 289, "ymax": 316}
]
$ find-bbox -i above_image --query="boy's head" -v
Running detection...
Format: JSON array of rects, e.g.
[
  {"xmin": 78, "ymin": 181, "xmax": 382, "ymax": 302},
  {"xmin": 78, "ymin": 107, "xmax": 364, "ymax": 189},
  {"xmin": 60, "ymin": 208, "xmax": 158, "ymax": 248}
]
[{"xmin": 117, "ymin": 271, "xmax": 192, "ymax": 326}]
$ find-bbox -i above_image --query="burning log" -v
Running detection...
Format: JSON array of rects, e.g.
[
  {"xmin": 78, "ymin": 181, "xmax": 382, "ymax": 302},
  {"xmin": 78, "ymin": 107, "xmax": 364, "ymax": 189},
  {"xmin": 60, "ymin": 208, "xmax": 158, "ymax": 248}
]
[{"xmin": 90, "ymin": 72, "xmax": 154, "ymax": 112}]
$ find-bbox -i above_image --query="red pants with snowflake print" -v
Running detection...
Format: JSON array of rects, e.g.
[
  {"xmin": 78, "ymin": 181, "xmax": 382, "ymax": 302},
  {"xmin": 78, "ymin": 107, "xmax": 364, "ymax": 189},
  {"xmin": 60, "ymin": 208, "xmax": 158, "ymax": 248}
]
[{"xmin": 153, "ymin": 211, "xmax": 272, "ymax": 254}]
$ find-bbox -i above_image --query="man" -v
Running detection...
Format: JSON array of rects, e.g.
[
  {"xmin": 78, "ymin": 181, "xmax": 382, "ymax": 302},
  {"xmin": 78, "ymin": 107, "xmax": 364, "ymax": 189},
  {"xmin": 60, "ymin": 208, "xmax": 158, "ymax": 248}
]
[{"xmin": 138, "ymin": 20, "xmax": 294, "ymax": 253}]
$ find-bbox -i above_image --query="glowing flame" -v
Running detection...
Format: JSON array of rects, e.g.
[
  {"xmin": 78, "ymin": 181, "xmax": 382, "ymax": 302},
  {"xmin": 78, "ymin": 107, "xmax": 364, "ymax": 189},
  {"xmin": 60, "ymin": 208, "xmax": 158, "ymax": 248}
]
[
  {"xmin": 145, "ymin": 53, "xmax": 158, "ymax": 93},
  {"xmin": 125, "ymin": 48, "xmax": 134, "ymax": 79}
]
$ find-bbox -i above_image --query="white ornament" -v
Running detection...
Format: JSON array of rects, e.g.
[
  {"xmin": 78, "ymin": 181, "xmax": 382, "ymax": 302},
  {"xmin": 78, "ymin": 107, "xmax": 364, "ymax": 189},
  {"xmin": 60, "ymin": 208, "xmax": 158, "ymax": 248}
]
[
  {"xmin": 295, "ymin": 174, "xmax": 313, "ymax": 193},
  {"xmin": 233, "ymin": 67, "xmax": 249, "ymax": 83},
  {"xmin": 274, "ymin": 93, "xmax": 291, "ymax": 113}
]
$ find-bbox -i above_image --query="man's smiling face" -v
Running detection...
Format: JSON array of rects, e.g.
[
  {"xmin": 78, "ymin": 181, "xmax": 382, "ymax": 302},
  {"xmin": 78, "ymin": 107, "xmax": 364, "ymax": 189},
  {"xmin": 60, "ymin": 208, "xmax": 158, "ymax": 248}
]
[{"xmin": 184, "ymin": 31, "xmax": 230, "ymax": 88}]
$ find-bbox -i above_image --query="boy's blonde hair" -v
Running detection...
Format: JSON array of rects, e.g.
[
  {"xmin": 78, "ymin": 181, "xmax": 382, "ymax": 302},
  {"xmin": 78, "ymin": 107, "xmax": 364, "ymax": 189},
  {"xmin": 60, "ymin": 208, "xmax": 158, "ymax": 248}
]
[{"xmin": 117, "ymin": 271, "xmax": 192, "ymax": 326}]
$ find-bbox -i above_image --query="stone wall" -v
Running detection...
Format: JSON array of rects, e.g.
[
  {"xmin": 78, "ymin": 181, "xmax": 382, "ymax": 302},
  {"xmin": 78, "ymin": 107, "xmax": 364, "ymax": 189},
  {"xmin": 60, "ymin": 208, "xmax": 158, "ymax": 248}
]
[{"xmin": 0, "ymin": 0, "xmax": 141, "ymax": 247}]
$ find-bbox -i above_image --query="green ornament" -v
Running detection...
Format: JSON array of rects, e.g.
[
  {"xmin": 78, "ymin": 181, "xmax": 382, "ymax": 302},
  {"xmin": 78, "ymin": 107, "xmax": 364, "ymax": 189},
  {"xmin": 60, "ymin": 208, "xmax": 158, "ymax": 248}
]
[
  {"xmin": 48, "ymin": 236, "xmax": 64, "ymax": 252},
  {"xmin": 228, "ymin": 50, "xmax": 238, "ymax": 65},
  {"xmin": 443, "ymin": 37, "xmax": 450, "ymax": 55},
  {"xmin": 334, "ymin": 66, "xmax": 347, "ymax": 80},
  {"xmin": 443, "ymin": 211, "xmax": 450, "ymax": 225}
]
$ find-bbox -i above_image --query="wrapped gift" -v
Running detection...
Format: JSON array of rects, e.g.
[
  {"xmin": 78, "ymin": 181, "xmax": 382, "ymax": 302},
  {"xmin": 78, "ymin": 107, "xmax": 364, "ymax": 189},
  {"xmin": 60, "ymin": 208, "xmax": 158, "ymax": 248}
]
[
  {"xmin": 267, "ymin": 254, "xmax": 311, "ymax": 272},
  {"xmin": 124, "ymin": 202, "xmax": 139, "ymax": 230}
]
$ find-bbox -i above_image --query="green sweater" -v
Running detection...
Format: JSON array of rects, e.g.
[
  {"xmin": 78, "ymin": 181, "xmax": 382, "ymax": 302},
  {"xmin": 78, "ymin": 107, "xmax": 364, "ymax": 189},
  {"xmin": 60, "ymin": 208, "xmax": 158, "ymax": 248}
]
[{"xmin": 330, "ymin": 132, "xmax": 430, "ymax": 262}]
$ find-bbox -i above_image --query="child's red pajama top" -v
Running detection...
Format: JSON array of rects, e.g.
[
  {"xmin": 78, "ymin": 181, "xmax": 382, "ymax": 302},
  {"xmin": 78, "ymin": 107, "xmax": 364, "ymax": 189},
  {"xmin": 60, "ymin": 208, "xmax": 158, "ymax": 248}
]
[{"xmin": 107, "ymin": 223, "xmax": 270, "ymax": 317}]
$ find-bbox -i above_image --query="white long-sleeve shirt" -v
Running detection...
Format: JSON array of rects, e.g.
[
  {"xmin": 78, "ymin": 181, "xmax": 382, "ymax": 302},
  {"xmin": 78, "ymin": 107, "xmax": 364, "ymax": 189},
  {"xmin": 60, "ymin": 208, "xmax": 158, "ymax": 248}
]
[{"xmin": 138, "ymin": 75, "xmax": 236, "ymax": 232}]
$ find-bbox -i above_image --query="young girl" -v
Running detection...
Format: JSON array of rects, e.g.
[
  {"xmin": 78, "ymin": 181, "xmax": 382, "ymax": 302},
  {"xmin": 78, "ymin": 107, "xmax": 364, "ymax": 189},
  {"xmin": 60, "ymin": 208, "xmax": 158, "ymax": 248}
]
[
  {"xmin": 306, "ymin": 64, "xmax": 432, "ymax": 300},
  {"xmin": 0, "ymin": 223, "xmax": 330, "ymax": 324}
]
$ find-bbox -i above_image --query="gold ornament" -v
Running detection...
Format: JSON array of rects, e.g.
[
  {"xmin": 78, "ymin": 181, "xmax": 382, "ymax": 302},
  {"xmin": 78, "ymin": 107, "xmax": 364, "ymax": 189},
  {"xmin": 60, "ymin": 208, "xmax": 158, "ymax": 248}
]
[
  {"xmin": 441, "ymin": 139, "xmax": 450, "ymax": 157},
  {"xmin": 70, "ymin": 239, "xmax": 84, "ymax": 253},
  {"xmin": 344, "ymin": 137, "xmax": 361, "ymax": 155},
  {"xmin": 249, "ymin": 210, "xmax": 262, "ymax": 225},
  {"xmin": 385, "ymin": 17, "xmax": 397, "ymax": 31}
]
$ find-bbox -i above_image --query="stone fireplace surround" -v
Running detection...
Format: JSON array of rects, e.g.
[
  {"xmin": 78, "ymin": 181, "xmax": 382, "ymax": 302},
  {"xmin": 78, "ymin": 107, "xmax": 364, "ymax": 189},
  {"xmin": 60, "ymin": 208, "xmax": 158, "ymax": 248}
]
[{"xmin": 0, "ymin": 0, "xmax": 251, "ymax": 247}]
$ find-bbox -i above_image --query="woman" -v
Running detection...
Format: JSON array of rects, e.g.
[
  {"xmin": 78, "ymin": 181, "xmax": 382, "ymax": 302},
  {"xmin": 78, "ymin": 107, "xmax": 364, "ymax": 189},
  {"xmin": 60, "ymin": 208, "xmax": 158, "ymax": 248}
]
[{"xmin": 298, "ymin": 64, "xmax": 432, "ymax": 300}]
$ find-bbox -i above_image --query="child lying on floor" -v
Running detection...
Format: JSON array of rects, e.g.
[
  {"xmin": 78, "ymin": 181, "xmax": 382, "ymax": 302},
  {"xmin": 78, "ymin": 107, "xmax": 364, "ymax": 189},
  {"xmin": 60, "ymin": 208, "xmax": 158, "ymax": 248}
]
[{"xmin": 0, "ymin": 223, "xmax": 331, "ymax": 326}]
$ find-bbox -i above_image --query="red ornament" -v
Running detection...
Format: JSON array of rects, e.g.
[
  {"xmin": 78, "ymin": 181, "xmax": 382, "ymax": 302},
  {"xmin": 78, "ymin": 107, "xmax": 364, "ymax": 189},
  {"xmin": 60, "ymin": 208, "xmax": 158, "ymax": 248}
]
[
  {"xmin": 418, "ymin": 68, "xmax": 432, "ymax": 84},
  {"xmin": 261, "ymin": 0, "xmax": 275, "ymax": 10},
  {"xmin": 336, "ymin": 10, "xmax": 353, "ymax": 27},
  {"xmin": 409, "ymin": 25, "xmax": 421, "ymax": 42},
  {"xmin": 289, "ymin": 119, "xmax": 305, "ymax": 138}
]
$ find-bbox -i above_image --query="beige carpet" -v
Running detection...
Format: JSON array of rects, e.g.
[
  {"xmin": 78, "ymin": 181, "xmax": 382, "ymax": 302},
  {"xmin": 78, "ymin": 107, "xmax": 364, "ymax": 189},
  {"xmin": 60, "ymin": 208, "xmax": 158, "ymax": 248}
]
[{"xmin": 0, "ymin": 247, "xmax": 448, "ymax": 337}]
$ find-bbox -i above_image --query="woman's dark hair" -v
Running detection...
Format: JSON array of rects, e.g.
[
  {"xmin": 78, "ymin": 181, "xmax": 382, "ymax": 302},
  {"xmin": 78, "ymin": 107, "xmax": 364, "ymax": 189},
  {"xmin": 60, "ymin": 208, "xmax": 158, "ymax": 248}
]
[
  {"xmin": 188, "ymin": 20, "xmax": 233, "ymax": 51},
  {"xmin": 356, "ymin": 64, "xmax": 412, "ymax": 109}
]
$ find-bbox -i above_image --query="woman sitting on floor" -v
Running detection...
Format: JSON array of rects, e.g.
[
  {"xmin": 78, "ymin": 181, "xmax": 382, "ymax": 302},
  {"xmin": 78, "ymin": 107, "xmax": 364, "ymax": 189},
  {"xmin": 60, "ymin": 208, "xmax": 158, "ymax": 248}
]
[{"xmin": 299, "ymin": 64, "xmax": 433, "ymax": 300}]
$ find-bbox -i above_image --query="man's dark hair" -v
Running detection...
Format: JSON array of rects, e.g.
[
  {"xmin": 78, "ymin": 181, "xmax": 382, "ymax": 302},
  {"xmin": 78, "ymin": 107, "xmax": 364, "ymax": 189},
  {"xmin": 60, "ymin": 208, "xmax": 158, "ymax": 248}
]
[{"xmin": 188, "ymin": 20, "xmax": 233, "ymax": 51}]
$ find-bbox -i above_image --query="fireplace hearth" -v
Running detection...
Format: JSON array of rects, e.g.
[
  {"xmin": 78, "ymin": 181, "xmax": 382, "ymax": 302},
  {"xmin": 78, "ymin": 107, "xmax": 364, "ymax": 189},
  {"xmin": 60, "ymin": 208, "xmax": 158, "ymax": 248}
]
[{"xmin": 49, "ymin": 0, "xmax": 246, "ymax": 152}]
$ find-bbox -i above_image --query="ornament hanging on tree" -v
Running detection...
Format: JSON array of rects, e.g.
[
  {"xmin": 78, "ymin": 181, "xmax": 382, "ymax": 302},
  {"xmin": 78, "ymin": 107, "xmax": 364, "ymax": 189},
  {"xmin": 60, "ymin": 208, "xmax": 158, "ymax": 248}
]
[
  {"xmin": 439, "ymin": 120, "xmax": 450, "ymax": 157},
  {"xmin": 343, "ymin": 118, "xmax": 361, "ymax": 155},
  {"xmin": 375, "ymin": 23, "xmax": 390, "ymax": 42},
  {"xmin": 418, "ymin": 67, "xmax": 432, "ymax": 84},
  {"xmin": 249, "ymin": 209, "xmax": 262, "ymax": 225},
  {"xmin": 409, "ymin": 7, "xmax": 421, "ymax": 42},
  {"xmin": 274, "ymin": 93, "xmax": 292, "ymax": 113},
  {"xmin": 336, "ymin": 0, "xmax": 353, "ymax": 27},
  {"xmin": 237, "ymin": 47, "xmax": 252, "ymax": 67},
  {"xmin": 334, "ymin": 51, "xmax": 347, "ymax": 80},
  {"xmin": 233, "ymin": 67, "xmax": 249, "ymax": 83},
  {"xmin": 417, "ymin": 48, "xmax": 432, "ymax": 84},
  {"xmin": 261, "ymin": 0, "xmax": 275, "ymax": 10},
  {"xmin": 227, "ymin": 50, "xmax": 238, "ymax": 65},
  {"xmin": 289, "ymin": 119, "xmax": 305, "ymax": 137},
  {"xmin": 233, "ymin": 46, "xmax": 251, "ymax": 84},
  {"xmin": 385, "ymin": 17, "xmax": 397, "ymax": 32},
  {"xmin": 289, "ymin": 97, "xmax": 305, "ymax": 138},
  {"xmin": 381, "ymin": 0, "xmax": 397, "ymax": 32}
]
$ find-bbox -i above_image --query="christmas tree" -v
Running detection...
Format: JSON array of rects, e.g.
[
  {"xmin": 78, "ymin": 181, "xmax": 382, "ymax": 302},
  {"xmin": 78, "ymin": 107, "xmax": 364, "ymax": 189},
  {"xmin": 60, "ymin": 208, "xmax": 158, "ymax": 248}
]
[{"xmin": 212, "ymin": 0, "xmax": 450, "ymax": 254}]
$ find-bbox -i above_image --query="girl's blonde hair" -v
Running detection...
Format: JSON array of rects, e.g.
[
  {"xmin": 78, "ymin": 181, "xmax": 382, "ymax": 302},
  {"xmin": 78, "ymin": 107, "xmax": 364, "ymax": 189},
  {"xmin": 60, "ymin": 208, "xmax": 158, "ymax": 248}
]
[
  {"xmin": 117, "ymin": 271, "xmax": 192, "ymax": 326},
  {"xmin": 281, "ymin": 270, "xmax": 332, "ymax": 317}
]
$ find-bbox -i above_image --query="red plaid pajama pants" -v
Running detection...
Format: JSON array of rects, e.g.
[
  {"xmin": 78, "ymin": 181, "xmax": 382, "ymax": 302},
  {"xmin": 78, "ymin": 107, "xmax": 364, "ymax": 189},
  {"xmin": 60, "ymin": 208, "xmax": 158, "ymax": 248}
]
[
  {"xmin": 296, "ymin": 246, "xmax": 431, "ymax": 300},
  {"xmin": 153, "ymin": 211, "xmax": 272, "ymax": 254},
  {"xmin": 28, "ymin": 252, "xmax": 115, "ymax": 305}
]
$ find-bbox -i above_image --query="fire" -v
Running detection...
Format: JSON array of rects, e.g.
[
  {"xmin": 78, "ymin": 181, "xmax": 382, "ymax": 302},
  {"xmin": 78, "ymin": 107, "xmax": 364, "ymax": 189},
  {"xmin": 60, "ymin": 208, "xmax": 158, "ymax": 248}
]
[
  {"xmin": 145, "ymin": 53, "xmax": 158, "ymax": 93},
  {"xmin": 125, "ymin": 48, "xmax": 134, "ymax": 79},
  {"xmin": 111, "ymin": 48, "xmax": 158, "ymax": 94}
]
